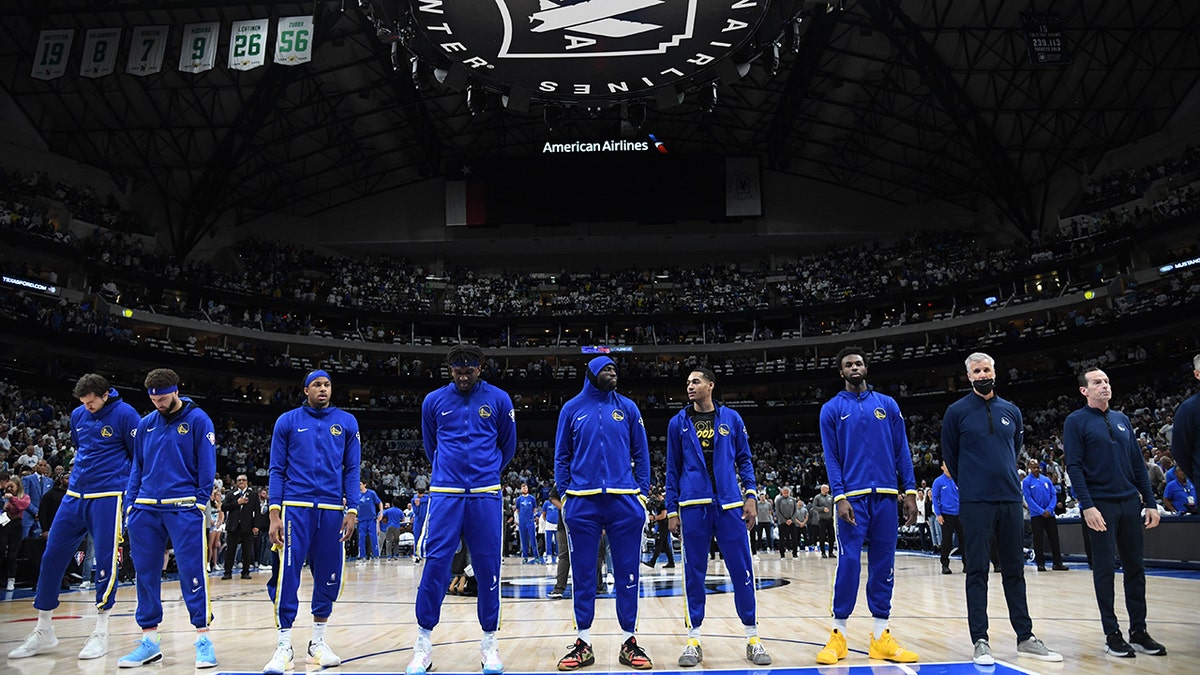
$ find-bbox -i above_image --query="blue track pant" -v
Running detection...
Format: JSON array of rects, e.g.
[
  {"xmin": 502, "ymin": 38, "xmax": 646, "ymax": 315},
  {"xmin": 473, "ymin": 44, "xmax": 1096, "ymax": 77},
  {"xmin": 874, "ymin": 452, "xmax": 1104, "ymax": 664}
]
[
  {"xmin": 680, "ymin": 504, "xmax": 757, "ymax": 629},
  {"xmin": 562, "ymin": 493, "xmax": 646, "ymax": 632},
  {"xmin": 414, "ymin": 494, "xmax": 503, "ymax": 632},
  {"xmin": 34, "ymin": 493, "xmax": 123, "ymax": 612},
  {"xmin": 831, "ymin": 493, "xmax": 897, "ymax": 620},
  {"xmin": 358, "ymin": 522, "xmax": 379, "ymax": 559},
  {"xmin": 519, "ymin": 519, "xmax": 537, "ymax": 558},
  {"xmin": 267, "ymin": 506, "xmax": 345, "ymax": 629},
  {"xmin": 127, "ymin": 505, "xmax": 210, "ymax": 629}
]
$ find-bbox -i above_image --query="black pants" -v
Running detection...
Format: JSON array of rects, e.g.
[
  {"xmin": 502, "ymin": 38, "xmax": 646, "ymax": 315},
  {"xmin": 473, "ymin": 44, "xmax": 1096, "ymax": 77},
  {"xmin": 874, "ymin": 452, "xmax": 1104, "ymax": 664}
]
[
  {"xmin": 751, "ymin": 522, "xmax": 769, "ymax": 551},
  {"xmin": 0, "ymin": 519, "xmax": 21, "ymax": 582},
  {"xmin": 653, "ymin": 526, "xmax": 674, "ymax": 566},
  {"xmin": 939, "ymin": 513, "xmax": 965, "ymax": 567},
  {"xmin": 1029, "ymin": 514, "xmax": 1063, "ymax": 567},
  {"xmin": 960, "ymin": 502, "xmax": 1033, "ymax": 643},
  {"xmin": 815, "ymin": 520, "xmax": 834, "ymax": 554},
  {"xmin": 224, "ymin": 529, "xmax": 255, "ymax": 576},
  {"xmin": 1088, "ymin": 497, "xmax": 1148, "ymax": 636},
  {"xmin": 778, "ymin": 522, "xmax": 798, "ymax": 554}
]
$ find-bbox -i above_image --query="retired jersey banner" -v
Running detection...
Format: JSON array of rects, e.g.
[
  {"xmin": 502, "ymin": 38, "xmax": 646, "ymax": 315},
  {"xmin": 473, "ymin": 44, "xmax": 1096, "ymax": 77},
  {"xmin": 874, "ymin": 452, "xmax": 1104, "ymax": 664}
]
[
  {"xmin": 126, "ymin": 26, "xmax": 169, "ymax": 76},
  {"xmin": 31, "ymin": 29, "xmax": 74, "ymax": 81},
  {"xmin": 178, "ymin": 22, "xmax": 220, "ymax": 74},
  {"xmin": 80, "ymin": 28, "xmax": 122, "ymax": 78},
  {"xmin": 228, "ymin": 19, "xmax": 269, "ymax": 71},
  {"xmin": 274, "ymin": 16, "xmax": 313, "ymax": 66}
]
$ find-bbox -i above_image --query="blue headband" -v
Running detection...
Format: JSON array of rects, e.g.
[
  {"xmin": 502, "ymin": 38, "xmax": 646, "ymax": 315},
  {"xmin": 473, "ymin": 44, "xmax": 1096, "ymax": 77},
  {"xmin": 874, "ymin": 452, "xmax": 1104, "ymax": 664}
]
[
  {"xmin": 147, "ymin": 385, "xmax": 178, "ymax": 396},
  {"xmin": 448, "ymin": 357, "xmax": 481, "ymax": 368},
  {"xmin": 304, "ymin": 370, "xmax": 331, "ymax": 388}
]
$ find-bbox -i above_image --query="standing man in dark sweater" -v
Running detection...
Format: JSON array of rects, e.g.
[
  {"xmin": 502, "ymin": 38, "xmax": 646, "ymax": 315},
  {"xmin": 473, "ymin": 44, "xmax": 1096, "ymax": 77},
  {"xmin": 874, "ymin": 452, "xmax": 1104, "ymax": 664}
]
[
  {"xmin": 1064, "ymin": 368, "xmax": 1167, "ymax": 658},
  {"xmin": 221, "ymin": 474, "xmax": 258, "ymax": 580},
  {"xmin": 942, "ymin": 352, "xmax": 1061, "ymax": 666},
  {"xmin": 1170, "ymin": 353, "xmax": 1200, "ymax": 481}
]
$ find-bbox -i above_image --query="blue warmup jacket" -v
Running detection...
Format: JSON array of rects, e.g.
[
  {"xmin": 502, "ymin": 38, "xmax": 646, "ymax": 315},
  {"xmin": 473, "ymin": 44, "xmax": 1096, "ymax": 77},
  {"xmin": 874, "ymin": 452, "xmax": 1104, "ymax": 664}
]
[
  {"xmin": 1063, "ymin": 405, "xmax": 1156, "ymax": 510},
  {"xmin": 268, "ymin": 404, "xmax": 362, "ymax": 512},
  {"xmin": 126, "ymin": 397, "xmax": 216, "ymax": 508},
  {"xmin": 382, "ymin": 506, "xmax": 404, "ymax": 529},
  {"xmin": 1172, "ymin": 391, "xmax": 1200, "ymax": 480},
  {"xmin": 542, "ymin": 500, "xmax": 559, "ymax": 525},
  {"xmin": 941, "ymin": 393, "xmax": 1023, "ymax": 503},
  {"xmin": 68, "ymin": 388, "xmax": 139, "ymax": 496},
  {"xmin": 1022, "ymin": 473, "xmax": 1056, "ymax": 517},
  {"xmin": 931, "ymin": 473, "xmax": 959, "ymax": 516},
  {"xmin": 554, "ymin": 357, "xmax": 650, "ymax": 497},
  {"xmin": 358, "ymin": 488, "xmax": 382, "ymax": 520},
  {"xmin": 664, "ymin": 403, "xmax": 758, "ymax": 517},
  {"xmin": 421, "ymin": 380, "xmax": 516, "ymax": 494},
  {"xmin": 515, "ymin": 493, "xmax": 537, "ymax": 522},
  {"xmin": 412, "ymin": 494, "xmax": 428, "ymax": 533},
  {"xmin": 819, "ymin": 388, "xmax": 916, "ymax": 502}
]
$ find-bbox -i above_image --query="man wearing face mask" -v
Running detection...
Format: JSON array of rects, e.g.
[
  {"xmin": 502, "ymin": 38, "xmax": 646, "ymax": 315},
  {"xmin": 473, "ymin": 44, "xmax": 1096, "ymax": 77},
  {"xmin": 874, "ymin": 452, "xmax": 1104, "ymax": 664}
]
[{"xmin": 942, "ymin": 353, "xmax": 1061, "ymax": 666}]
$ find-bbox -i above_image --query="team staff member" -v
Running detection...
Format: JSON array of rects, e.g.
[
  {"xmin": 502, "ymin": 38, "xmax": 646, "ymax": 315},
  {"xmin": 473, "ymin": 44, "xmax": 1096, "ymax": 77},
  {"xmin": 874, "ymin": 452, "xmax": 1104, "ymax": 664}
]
[
  {"xmin": 816, "ymin": 346, "xmax": 918, "ymax": 665},
  {"xmin": 555, "ymin": 356, "xmax": 653, "ymax": 671},
  {"xmin": 1064, "ymin": 369, "xmax": 1167, "ymax": 658},
  {"xmin": 942, "ymin": 353, "xmax": 1061, "ymax": 666},
  {"xmin": 119, "ymin": 369, "xmax": 218, "ymax": 669},
  {"xmin": 1023, "ymin": 460, "xmax": 1066, "ymax": 570},
  {"xmin": 356, "ymin": 481, "xmax": 383, "ymax": 561},
  {"xmin": 515, "ymin": 483, "xmax": 540, "ymax": 563},
  {"xmin": 931, "ymin": 461, "xmax": 963, "ymax": 574},
  {"xmin": 9, "ymin": 374, "xmax": 139, "ymax": 661},
  {"xmin": 406, "ymin": 345, "xmax": 516, "ymax": 675},
  {"xmin": 262, "ymin": 370, "xmax": 362, "ymax": 674},
  {"xmin": 665, "ymin": 367, "xmax": 771, "ymax": 667},
  {"xmin": 1171, "ymin": 354, "xmax": 1200, "ymax": 479}
]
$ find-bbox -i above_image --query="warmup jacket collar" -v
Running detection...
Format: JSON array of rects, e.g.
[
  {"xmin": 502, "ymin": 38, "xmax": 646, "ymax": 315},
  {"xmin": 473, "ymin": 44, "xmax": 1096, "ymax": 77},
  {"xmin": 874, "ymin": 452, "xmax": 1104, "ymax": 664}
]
[
  {"xmin": 155, "ymin": 397, "xmax": 196, "ymax": 424},
  {"xmin": 91, "ymin": 388, "xmax": 125, "ymax": 420},
  {"xmin": 664, "ymin": 402, "xmax": 758, "ymax": 517}
]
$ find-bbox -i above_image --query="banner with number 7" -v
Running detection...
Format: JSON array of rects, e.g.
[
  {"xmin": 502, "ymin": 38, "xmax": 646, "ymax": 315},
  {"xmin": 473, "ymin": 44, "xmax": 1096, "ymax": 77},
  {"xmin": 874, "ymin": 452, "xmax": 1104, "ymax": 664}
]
[
  {"xmin": 275, "ymin": 16, "xmax": 314, "ymax": 66},
  {"xmin": 127, "ymin": 26, "xmax": 168, "ymax": 77}
]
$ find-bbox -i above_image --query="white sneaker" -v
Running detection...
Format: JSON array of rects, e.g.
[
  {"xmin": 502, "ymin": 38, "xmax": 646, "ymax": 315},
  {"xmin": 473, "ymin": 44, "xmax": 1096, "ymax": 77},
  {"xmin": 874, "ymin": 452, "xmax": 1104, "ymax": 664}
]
[
  {"xmin": 78, "ymin": 631, "xmax": 109, "ymax": 660},
  {"xmin": 481, "ymin": 644, "xmax": 503, "ymax": 675},
  {"xmin": 9, "ymin": 627, "xmax": 59, "ymax": 658},
  {"xmin": 78, "ymin": 581, "xmax": 94, "ymax": 591},
  {"xmin": 5, "ymin": 579, "xmax": 14, "ymax": 591},
  {"xmin": 263, "ymin": 644, "xmax": 293, "ymax": 674},
  {"xmin": 406, "ymin": 642, "xmax": 434, "ymax": 675},
  {"xmin": 306, "ymin": 640, "xmax": 341, "ymax": 666}
]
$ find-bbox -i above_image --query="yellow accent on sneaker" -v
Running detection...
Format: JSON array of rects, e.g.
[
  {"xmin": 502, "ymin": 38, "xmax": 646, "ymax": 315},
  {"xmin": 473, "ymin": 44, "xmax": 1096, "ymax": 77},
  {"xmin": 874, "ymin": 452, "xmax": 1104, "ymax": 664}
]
[
  {"xmin": 816, "ymin": 629, "xmax": 848, "ymax": 665},
  {"xmin": 868, "ymin": 629, "xmax": 918, "ymax": 663}
]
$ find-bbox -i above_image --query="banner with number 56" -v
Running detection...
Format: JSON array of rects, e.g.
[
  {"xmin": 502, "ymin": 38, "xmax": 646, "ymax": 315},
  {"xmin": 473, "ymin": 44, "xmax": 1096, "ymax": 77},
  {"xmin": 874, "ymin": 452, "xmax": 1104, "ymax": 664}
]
[
  {"xmin": 179, "ymin": 22, "xmax": 220, "ymax": 74},
  {"xmin": 274, "ymin": 16, "xmax": 313, "ymax": 66},
  {"xmin": 228, "ymin": 19, "xmax": 269, "ymax": 71}
]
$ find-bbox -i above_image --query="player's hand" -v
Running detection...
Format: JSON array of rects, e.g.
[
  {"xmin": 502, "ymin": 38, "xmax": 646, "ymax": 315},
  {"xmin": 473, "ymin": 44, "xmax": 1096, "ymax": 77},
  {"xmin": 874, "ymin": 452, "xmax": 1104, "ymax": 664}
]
[
  {"xmin": 668, "ymin": 515, "xmax": 680, "ymax": 536},
  {"xmin": 742, "ymin": 498, "xmax": 757, "ymax": 530},
  {"xmin": 902, "ymin": 493, "xmax": 918, "ymax": 526},
  {"xmin": 1144, "ymin": 507, "xmax": 1160, "ymax": 529},
  {"xmin": 1082, "ymin": 506, "xmax": 1106, "ymax": 532},
  {"xmin": 936, "ymin": 514, "xmax": 945, "ymax": 525},
  {"xmin": 339, "ymin": 512, "xmax": 358, "ymax": 542},
  {"xmin": 836, "ymin": 499, "xmax": 856, "ymax": 526},
  {"xmin": 268, "ymin": 511, "xmax": 285, "ymax": 547}
]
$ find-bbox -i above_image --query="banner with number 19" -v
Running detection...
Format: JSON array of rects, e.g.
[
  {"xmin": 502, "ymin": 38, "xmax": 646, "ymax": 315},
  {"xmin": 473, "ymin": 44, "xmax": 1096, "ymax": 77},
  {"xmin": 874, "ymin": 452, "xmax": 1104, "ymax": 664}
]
[
  {"xmin": 275, "ymin": 16, "xmax": 313, "ymax": 66},
  {"xmin": 31, "ymin": 29, "xmax": 74, "ymax": 81}
]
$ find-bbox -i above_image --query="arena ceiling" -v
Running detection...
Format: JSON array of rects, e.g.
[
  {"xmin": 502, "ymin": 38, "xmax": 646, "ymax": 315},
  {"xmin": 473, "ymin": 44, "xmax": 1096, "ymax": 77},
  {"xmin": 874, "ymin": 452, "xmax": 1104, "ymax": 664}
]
[{"xmin": 1, "ymin": 0, "xmax": 1198, "ymax": 257}]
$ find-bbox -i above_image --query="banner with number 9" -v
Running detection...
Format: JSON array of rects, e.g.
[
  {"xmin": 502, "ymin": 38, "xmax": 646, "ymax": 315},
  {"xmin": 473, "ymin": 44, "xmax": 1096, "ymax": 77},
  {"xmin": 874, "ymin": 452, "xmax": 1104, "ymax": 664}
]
[{"xmin": 179, "ymin": 21, "xmax": 220, "ymax": 74}]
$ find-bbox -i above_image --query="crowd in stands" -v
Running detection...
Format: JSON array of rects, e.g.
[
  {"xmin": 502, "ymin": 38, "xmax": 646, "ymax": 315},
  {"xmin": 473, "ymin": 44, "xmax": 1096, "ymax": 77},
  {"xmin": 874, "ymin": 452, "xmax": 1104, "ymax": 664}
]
[{"xmin": 1080, "ymin": 144, "xmax": 1200, "ymax": 212}]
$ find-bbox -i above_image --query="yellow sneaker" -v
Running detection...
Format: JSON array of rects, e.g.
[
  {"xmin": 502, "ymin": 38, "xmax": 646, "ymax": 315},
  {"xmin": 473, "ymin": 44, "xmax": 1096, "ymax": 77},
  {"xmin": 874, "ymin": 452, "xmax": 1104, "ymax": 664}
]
[
  {"xmin": 868, "ymin": 629, "xmax": 918, "ymax": 663},
  {"xmin": 816, "ymin": 629, "xmax": 848, "ymax": 665}
]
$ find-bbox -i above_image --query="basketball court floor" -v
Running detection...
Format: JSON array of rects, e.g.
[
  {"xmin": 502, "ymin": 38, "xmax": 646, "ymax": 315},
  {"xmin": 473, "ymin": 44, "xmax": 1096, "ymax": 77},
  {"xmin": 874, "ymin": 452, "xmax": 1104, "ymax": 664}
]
[{"xmin": 2, "ymin": 549, "xmax": 1194, "ymax": 674}]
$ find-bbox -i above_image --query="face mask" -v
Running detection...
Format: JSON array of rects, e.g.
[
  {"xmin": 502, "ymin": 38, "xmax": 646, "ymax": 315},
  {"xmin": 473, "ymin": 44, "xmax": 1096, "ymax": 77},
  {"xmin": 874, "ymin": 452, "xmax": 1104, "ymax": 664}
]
[{"xmin": 972, "ymin": 378, "xmax": 995, "ymax": 396}]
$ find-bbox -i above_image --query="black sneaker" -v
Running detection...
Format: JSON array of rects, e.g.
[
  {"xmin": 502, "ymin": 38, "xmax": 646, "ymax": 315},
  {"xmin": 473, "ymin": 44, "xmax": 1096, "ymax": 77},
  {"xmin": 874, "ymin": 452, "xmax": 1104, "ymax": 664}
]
[
  {"xmin": 1105, "ymin": 631, "xmax": 1135, "ymax": 658},
  {"xmin": 558, "ymin": 639, "xmax": 595, "ymax": 671},
  {"xmin": 941, "ymin": 564, "xmax": 952, "ymax": 575},
  {"xmin": 619, "ymin": 636, "xmax": 653, "ymax": 670},
  {"xmin": 1128, "ymin": 630, "xmax": 1166, "ymax": 655}
]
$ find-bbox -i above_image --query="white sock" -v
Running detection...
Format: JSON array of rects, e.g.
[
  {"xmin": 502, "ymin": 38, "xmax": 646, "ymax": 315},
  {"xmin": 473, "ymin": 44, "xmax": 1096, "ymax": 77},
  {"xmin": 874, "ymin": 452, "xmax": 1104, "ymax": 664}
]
[
  {"xmin": 417, "ymin": 627, "xmax": 433, "ymax": 652},
  {"xmin": 95, "ymin": 611, "xmax": 110, "ymax": 634},
  {"xmin": 37, "ymin": 609, "xmax": 53, "ymax": 631},
  {"xmin": 744, "ymin": 625, "xmax": 758, "ymax": 639},
  {"xmin": 622, "ymin": 631, "xmax": 634, "ymax": 642},
  {"xmin": 832, "ymin": 618, "xmax": 847, "ymax": 632},
  {"xmin": 143, "ymin": 629, "xmax": 159, "ymax": 643},
  {"xmin": 687, "ymin": 627, "xmax": 701, "ymax": 641},
  {"xmin": 873, "ymin": 618, "xmax": 889, "ymax": 640},
  {"xmin": 481, "ymin": 631, "xmax": 496, "ymax": 651},
  {"xmin": 311, "ymin": 622, "xmax": 327, "ymax": 644},
  {"xmin": 277, "ymin": 629, "xmax": 292, "ymax": 648},
  {"xmin": 577, "ymin": 628, "xmax": 591, "ymax": 644}
]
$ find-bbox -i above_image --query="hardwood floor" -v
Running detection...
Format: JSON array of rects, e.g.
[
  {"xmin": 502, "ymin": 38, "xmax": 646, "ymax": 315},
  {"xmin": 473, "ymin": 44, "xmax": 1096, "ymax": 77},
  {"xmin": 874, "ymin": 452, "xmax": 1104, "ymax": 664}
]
[{"xmin": 2, "ymin": 550, "xmax": 1194, "ymax": 674}]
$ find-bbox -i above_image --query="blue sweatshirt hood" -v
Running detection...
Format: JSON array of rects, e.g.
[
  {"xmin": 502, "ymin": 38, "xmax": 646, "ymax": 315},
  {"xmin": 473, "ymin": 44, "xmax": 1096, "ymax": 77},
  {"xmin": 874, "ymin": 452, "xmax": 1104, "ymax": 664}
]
[{"xmin": 582, "ymin": 356, "xmax": 616, "ymax": 398}]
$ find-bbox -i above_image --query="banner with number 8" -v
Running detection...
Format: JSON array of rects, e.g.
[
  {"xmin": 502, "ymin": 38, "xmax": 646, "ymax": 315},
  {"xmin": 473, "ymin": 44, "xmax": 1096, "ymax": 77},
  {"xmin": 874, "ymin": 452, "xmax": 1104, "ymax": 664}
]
[
  {"xmin": 80, "ymin": 28, "xmax": 121, "ymax": 78},
  {"xmin": 229, "ymin": 19, "xmax": 269, "ymax": 71},
  {"xmin": 179, "ymin": 21, "xmax": 220, "ymax": 74},
  {"xmin": 274, "ymin": 16, "xmax": 313, "ymax": 66}
]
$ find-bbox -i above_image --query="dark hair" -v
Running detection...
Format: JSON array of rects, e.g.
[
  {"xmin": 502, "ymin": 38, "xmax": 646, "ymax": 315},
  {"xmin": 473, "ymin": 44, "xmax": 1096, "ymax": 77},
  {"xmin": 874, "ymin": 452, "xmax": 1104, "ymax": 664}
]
[
  {"xmin": 446, "ymin": 343, "xmax": 485, "ymax": 367},
  {"xmin": 72, "ymin": 373, "xmax": 110, "ymax": 399},
  {"xmin": 1077, "ymin": 369, "xmax": 1101, "ymax": 387},
  {"xmin": 143, "ymin": 368, "xmax": 180, "ymax": 390},
  {"xmin": 835, "ymin": 345, "xmax": 868, "ymax": 368},
  {"xmin": 690, "ymin": 366, "xmax": 716, "ymax": 383}
]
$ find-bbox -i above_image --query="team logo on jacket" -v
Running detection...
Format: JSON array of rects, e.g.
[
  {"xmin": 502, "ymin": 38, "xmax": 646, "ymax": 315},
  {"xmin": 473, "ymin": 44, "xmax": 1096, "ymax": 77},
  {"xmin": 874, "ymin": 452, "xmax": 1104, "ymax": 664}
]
[
  {"xmin": 1001, "ymin": 417, "xmax": 1011, "ymax": 426},
  {"xmin": 612, "ymin": 409, "xmax": 625, "ymax": 421},
  {"xmin": 177, "ymin": 422, "xmax": 190, "ymax": 434},
  {"xmin": 130, "ymin": 428, "xmax": 136, "ymax": 437},
  {"xmin": 874, "ymin": 408, "xmax": 887, "ymax": 420},
  {"xmin": 1117, "ymin": 423, "xmax": 1127, "ymax": 432},
  {"xmin": 100, "ymin": 425, "xmax": 114, "ymax": 438},
  {"xmin": 330, "ymin": 424, "xmax": 344, "ymax": 437},
  {"xmin": 718, "ymin": 424, "xmax": 731, "ymax": 436},
  {"xmin": 479, "ymin": 404, "xmax": 494, "ymax": 419}
]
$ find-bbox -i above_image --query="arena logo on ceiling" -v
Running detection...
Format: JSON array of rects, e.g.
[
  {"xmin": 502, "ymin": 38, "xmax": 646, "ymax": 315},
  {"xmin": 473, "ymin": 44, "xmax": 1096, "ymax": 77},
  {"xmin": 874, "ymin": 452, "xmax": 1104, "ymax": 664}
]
[{"xmin": 409, "ymin": 0, "xmax": 770, "ymax": 101}]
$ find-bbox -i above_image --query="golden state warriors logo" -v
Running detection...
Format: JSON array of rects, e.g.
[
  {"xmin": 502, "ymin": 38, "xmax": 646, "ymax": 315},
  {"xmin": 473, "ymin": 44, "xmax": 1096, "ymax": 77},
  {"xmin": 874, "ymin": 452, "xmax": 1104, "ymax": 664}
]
[
  {"xmin": 177, "ymin": 422, "xmax": 190, "ymax": 435},
  {"xmin": 100, "ymin": 425, "xmax": 114, "ymax": 438},
  {"xmin": 874, "ymin": 408, "xmax": 887, "ymax": 420},
  {"xmin": 479, "ymin": 404, "xmax": 494, "ymax": 419},
  {"xmin": 330, "ymin": 424, "xmax": 344, "ymax": 437},
  {"xmin": 612, "ymin": 409, "xmax": 625, "ymax": 422},
  {"xmin": 718, "ymin": 424, "xmax": 731, "ymax": 437}
]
